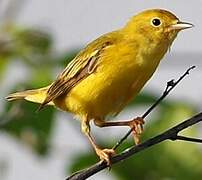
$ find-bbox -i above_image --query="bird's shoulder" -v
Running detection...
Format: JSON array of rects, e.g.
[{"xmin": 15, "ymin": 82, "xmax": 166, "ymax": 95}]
[
  {"xmin": 77, "ymin": 30, "xmax": 123, "ymax": 57},
  {"xmin": 38, "ymin": 31, "xmax": 122, "ymax": 108},
  {"xmin": 62, "ymin": 31, "xmax": 121, "ymax": 78}
]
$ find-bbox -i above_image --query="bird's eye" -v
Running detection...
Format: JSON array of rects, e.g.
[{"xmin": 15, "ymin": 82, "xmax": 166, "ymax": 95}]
[{"xmin": 151, "ymin": 18, "xmax": 161, "ymax": 27}]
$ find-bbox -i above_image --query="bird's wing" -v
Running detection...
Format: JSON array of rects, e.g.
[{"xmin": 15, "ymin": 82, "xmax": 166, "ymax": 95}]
[{"xmin": 39, "ymin": 37, "xmax": 114, "ymax": 110}]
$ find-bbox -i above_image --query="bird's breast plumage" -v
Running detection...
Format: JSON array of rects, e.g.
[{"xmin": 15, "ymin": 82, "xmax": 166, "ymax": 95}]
[{"xmin": 54, "ymin": 41, "xmax": 164, "ymax": 120}]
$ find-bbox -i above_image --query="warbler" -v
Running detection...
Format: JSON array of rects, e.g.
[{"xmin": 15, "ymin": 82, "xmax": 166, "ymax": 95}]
[{"xmin": 6, "ymin": 9, "xmax": 193, "ymax": 165}]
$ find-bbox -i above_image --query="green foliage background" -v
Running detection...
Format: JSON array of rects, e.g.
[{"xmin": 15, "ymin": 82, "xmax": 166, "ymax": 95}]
[{"xmin": 0, "ymin": 24, "xmax": 201, "ymax": 180}]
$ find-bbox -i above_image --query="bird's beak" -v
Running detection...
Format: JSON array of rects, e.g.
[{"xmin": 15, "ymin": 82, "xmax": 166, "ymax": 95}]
[{"xmin": 169, "ymin": 21, "xmax": 194, "ymax": 31}]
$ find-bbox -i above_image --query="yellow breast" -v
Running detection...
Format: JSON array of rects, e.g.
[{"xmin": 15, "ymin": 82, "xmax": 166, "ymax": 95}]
[{"xmin": 54, "ymin": 41, "xmax": 164, "ymax": 120}]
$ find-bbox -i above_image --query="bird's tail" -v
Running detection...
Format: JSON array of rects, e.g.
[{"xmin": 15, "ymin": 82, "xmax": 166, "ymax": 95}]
[{"xmin": 6, "ymin": 86, "xmax": 54, "ymax": 105}]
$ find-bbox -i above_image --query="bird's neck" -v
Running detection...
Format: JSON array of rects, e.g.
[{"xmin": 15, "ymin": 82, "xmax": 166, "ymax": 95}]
[{"xmin": 125, "ymin": 33, "xmax": 170, "ymax": 62}]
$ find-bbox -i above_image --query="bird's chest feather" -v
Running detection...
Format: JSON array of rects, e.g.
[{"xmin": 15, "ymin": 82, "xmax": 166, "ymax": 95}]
[{"xmin": 63, "ymin": 44, "xmax": 162, "ymax": 119}]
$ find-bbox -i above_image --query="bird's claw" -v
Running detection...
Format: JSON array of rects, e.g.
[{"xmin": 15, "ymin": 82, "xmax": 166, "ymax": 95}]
[
  {"xmin": 95, "ymin": 148, "xmax": 115, "ymax": 167},
  {"xmin": 128, "ymin": 117, "xmax": 145, "ymax": 144}
]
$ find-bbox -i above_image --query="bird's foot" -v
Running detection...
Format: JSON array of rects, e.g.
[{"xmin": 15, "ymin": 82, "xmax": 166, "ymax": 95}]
[
  {"xmin": 95, "ymin": 147, "xmax": 115, "ymax": 167},
  {"xmin": 128, "ymin": 117, "xmax": 145, "ymax": 145}
]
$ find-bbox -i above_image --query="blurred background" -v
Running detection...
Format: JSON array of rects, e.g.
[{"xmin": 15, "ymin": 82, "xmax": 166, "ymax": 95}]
[{"xmin": 0, "ymin": 0, "xmax": 202, "ymax": 180}]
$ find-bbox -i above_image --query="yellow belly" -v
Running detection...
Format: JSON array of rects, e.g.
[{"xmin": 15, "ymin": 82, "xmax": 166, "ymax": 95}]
[{"xmin": 54, "ymin": 45, "xmax": 161, "ymax": 120}]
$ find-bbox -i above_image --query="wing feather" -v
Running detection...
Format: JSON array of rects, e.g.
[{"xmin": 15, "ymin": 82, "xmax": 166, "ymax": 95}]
[{"xmin": 38, "ymin": 40, "xmax": 113, "ymax": 110}]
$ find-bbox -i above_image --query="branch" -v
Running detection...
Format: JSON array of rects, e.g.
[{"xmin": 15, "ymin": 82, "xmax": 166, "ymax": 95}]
[
  {"xmin": 66, "ymin": 112, "xmax": 202, "ymax": 180},
  {"xmin": 112, "ymin": 65, "xmax": 196, "ymax": 150},
  {"xmin": 66, "ymin": 66, "xmax": 197, "ymax": 180},
  {"xmin": 171, "ymin": 135, "xmax": 202, "ymax": 143}
]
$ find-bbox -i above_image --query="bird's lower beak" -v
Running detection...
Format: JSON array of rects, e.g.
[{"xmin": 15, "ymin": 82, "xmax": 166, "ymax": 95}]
[{"xmin": 169, "ymin": 21, "xmax": 194, "ymax": 31}]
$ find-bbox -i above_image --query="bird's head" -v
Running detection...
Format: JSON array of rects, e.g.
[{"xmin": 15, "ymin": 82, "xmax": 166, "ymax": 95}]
[{"xmin": 123, "ymin": 9, "xmax": 193, "ymax": 49}]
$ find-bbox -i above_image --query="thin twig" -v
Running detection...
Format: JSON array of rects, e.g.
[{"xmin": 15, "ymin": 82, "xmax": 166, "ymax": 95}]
[
  {"xmin": 66, "ymin": 112, "xmax": 202, "ymax": 180},
  {"xmin": 66, "ymin": 66, "xmax": 197, "ymax": 179},
  {"xmin": 112, "ymin": 66, "xmax": 196, "ymax": 150},
  {"xmin": 171, "ymin": 135, "xmax": 202, "ymax": 143}
]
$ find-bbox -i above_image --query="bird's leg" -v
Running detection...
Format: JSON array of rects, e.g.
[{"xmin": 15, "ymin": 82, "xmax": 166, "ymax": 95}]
[
  {"xmin": 94, "ymin": 117, "xmax": 144, "ymax": 144},
  {"xmin": 81, "ymin": 119, "xmax": 115, "ymax": 166}
]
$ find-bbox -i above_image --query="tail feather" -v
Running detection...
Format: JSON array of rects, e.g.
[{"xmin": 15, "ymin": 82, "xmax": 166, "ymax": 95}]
[{"xmin": 6, "ymin": 86, "xmax": 54, "ymax": 106}]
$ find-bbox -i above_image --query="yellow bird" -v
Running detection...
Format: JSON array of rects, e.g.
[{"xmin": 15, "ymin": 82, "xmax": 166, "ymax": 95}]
[{"xmin": 6, "ymin": 9, "xmax": 193, "ymax": 165}]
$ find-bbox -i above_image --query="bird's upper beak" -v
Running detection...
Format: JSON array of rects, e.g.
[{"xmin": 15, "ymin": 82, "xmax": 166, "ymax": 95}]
[{"xmin": 169, "ymin": 21, "xmax": 194, "ymax": 31}]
